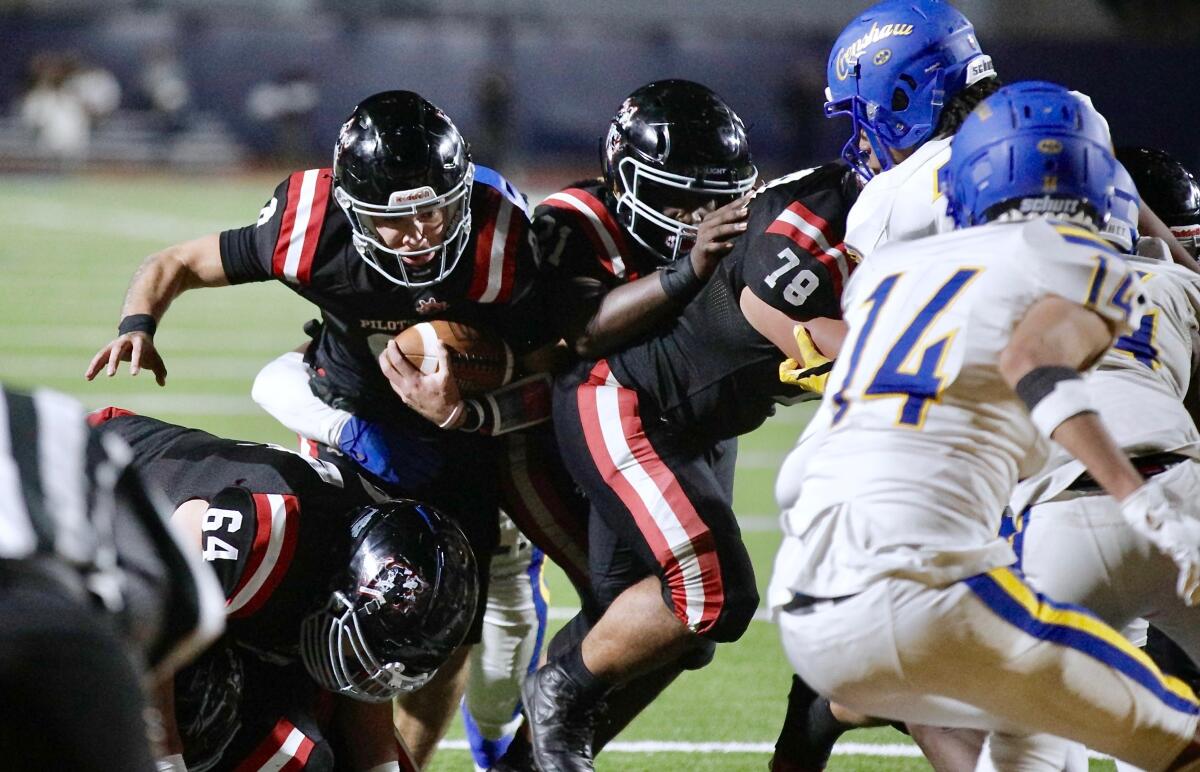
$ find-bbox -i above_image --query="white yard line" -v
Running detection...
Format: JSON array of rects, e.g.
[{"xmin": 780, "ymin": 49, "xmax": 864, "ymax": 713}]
[
  {"xmin": 72, "ymin": 393, "xmax": 264, "ymax": 416},
  {"xmin": 0, "ymin": 201, "xmax": 232, "ymax": 243},
  {"xmin": 438, "ymin": 739, "xmax": 1112, "ymax": 760}
]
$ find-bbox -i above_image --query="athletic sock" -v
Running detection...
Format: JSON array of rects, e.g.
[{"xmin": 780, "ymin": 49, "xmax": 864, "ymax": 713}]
[
  {"xmin": 558, "ymin": 645, "xmax": 610, "ymax": 702},
  {"xmin": 773, "ymin": 675, "xmax": 849, "ymax": 769}
]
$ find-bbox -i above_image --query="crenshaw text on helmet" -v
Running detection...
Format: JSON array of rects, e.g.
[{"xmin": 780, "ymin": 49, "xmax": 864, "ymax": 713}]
[{"xmin": 835, "ymin": 22, "xmax": 916, "ymax": 82}]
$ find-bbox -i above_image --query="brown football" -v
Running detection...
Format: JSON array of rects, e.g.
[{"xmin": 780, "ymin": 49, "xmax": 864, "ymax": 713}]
[{"xmin": 393, "ymin": 320, "xmax": 514, "ymax": 397}]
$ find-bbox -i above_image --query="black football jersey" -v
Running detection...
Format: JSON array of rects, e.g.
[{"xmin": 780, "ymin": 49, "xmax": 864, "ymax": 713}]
[
  {"xmin": 606, "ymin": 163, "xmax": 860, "ymax": 441},
  {"xmin": 219, "ymin": 165, "xmax": 548, "ymax": 424},
  {"xmin": 533, "ymin": 179, "xmax": 664, "ymax": 328},
  {"xmin": 105, "ymin": 413, "xmax": 382, "ymax": 657}
]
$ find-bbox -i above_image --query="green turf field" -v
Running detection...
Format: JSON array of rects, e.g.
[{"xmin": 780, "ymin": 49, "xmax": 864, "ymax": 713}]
[{"xmin": 0, "ymin": 174, "xmax": 1118, "ymax": 770}]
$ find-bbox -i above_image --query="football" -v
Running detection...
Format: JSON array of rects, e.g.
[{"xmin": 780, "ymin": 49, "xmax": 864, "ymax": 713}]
[{"xmin": 393, "ymin": 320, "xmax": 515, "ymax": 397}]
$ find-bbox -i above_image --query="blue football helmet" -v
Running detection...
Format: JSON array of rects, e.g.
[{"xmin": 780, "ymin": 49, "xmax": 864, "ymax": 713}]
[
  {"xmin": 1101, "ymin": 162, "xmax": 1141, "ymax": 253},
  {"xmin": 939, "ymin": 81, "xmax": 1117, "ymax": 230},
  {"xmin": 825, "ymin": 0, "xmax": 995, "ymax": 180}
]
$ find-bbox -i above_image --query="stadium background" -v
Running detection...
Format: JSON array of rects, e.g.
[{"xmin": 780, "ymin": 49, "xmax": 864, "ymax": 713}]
[{"xmin": 4, "ymin": 0, "xmax": 1196, "ymax": 768}]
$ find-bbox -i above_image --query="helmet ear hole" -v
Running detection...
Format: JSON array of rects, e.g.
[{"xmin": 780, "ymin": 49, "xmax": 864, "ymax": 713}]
[{"xmin": 891, "ymin": 88, "xmax": 910, "ymax": 112}]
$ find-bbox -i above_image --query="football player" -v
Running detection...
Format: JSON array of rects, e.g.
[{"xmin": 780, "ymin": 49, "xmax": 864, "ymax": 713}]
[
  {"xmin": 826, "ymin": 0, "xmax": 1198, "ymax": 273},
  {"xmin": 0, "ymin": 388, "xmax": 223, "ymax": 772},
  {"xmin": 1118, "ymin": 146, "xmax": 1200, "ymax": 260},
  {"xmin": 491, "ymin": 79, "xmax": 761, "ymax": 769},
  {"xmin": 1007, "ymin": 162, "xmax": 1200, "ymax": 770},
  {"xmin": 84, "ymin": 90, "xmax": 564, "ymax": 766},
  {"xmin": 774, "ymin": 81, "xmax": 1200, "ymax": 770},
  {"xmin": 93, "ymin": 408, "xmax": 478, "ymax": 771},
  {"xmin": 518, "ymin": 83, "xmax": 869, "ymax": 772}
]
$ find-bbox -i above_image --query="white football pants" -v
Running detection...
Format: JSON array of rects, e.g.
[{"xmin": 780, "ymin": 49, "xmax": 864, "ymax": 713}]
[
  {"xmin": 1020, "ymin": 460, "xmax": 1200, "ymax": 664},
  {"xmin": 463, "ymin": 514, "xmax": 546, "ymax": 741},
  {"xmin": 779, "ymin": 568, "xmax": 1199, "ymax": 771}
]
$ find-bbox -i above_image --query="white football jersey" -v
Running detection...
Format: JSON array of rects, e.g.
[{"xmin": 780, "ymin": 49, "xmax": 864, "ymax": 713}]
[
  {"xmin": 773, "ymin": 219, "xmax": 1143, "ymax": 598},
  {"xmin": 844, "ymin": 92, "xmax": 1112, "ymax": 262},
  {"xmin": 1011, "ymin": 254, "xmax": 1200, "ymax": 512},
  {"xmin": 844, "ymin": 136, "xmax": 954, "ymax": 260}
]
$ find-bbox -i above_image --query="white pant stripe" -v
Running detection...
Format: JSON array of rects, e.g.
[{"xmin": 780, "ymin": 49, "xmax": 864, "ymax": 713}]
[{"xmin": 592, "ymin": 382, "xmax": 705, "ymax": 627}]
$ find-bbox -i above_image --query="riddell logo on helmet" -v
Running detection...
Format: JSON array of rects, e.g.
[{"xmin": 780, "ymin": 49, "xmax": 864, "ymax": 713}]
[
  {"xmin": 1018, "ymin": 197, "xmax": 1080, "ymax": 214},
  {"xmin": 834, "ymin": 22, "xmax": 916, "ymax": 81},
  {"xmin": 388, "ymin": 187, "xmax": 437, "ymax": 206}
]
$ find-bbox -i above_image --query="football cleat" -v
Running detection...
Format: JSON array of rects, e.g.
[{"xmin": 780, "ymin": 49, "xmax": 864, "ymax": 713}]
[{"xmin": 521, "ymin": 661, "xmax": 606, "ymax": 772}]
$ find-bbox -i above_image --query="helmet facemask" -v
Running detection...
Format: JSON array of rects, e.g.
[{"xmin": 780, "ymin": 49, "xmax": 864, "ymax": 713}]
[
  {"xmin": 335, "ymin": 163, "xmax": 475, "ymax": 288},
  {"xmin": 300, "ymin": 590, "xmax": 433, "ymax": 703},
  {"xmin": 299, "ymin": 554, "xmax": 439, "ymax": 703},
  {"xmin": 613, "ymin": 154, "xmax": 757, "ymax": 264}
]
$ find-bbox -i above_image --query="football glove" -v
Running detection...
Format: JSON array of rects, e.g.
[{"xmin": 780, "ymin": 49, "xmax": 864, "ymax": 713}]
[
  {"xmin": 1119, "ymin": 477, "xmax": 1200, "ymax": 606},
  {"xmin": 337, "ymin": 415, "xmax": 444, "ymax": 492},
  {"xmin": 779, "ymin": 325, "xmax": 834, "ymax": 395}
]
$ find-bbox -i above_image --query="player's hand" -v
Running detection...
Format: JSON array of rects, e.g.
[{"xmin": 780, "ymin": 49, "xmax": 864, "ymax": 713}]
[
  {"xmin": 780, "ymin": 326, "xmax": 834, "ymax": 394},
  {"xmin": 85, "ymin": 332, "xmax": 168, "ymax": 386},
  {"xmin": 378, "ymin": 338, "xmax": 465, "ymax": 429},
  {"xmin": 1119, "ymin": 477, "xmax": 1200, "ymax": 605},
  {"xmin": 688, "ymin": 193, "xmax": 754, "ymax": 280}
]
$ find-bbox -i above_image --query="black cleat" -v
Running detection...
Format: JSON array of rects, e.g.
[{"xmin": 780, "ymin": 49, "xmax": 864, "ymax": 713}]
[
  {"xmin": 521, "ymin": 661, "xmax": 605, "ymax": 772},
  {"xmin": 488, "ymin": 730, "xmax": 537, "ymax": 772}
]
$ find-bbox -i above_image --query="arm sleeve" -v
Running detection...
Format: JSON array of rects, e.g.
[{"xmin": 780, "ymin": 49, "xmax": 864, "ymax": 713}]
[
  {"xmin": 218, "ymin": 176, "xmax": 293, "ymax": 285},
  {"xmin": 251, "ymin": 351, "xmax": 351, "ymax": 447},
  {"xmin": 740, "ymin": 183, "xmax": 856, "ymax": 321}
]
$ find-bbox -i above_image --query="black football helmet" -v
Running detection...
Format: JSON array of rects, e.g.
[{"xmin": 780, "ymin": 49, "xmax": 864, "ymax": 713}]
[
  {"xmin": 602, "ymin": 80, "xmax": 758, "ymax": 264},
  {"xmin": 299, "ymin": 499, "xmax": 478, "ymax": 702},
  {"xmin": 1116, "ymin": 146, "xmax": 1200, "ymax": 257},
  {"xmin": 333, "ymin": 91, "xmax": 474, "ymax": 286}
]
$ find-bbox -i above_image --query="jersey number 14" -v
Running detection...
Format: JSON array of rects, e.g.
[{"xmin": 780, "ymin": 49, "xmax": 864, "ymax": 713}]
[{"xmin": 832, "ymin": 268, "xmax": 982, "ymax": 428}]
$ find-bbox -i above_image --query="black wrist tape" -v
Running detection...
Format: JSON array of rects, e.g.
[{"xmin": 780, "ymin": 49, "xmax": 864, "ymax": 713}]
[
  {"xmin": 118, "ymin": 314, "xmax": 157, "ymax": 338},
  {"xmin": 658, "ymin": 256, "xmax": 705, "ymax": 303}
]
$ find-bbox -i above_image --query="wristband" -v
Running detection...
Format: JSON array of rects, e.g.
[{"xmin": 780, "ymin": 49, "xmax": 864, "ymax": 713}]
[
  {"xmin": 118, "ymin": 313, "xmax": 157, "ymax": 338},
  {"xmin": 437, "ymin": 402, "xmax": 465, "ymax": 429},
  {"xmin": 1014, "ymin": 365, "xmax": 1094, "ymax": 437},
  {"xmin": 458, "ymin": 399, "xmax": 487, "ymax": 433},
  {"xmin": 658, "ymin": 256, "xmax": 705, "ymax": 303}
]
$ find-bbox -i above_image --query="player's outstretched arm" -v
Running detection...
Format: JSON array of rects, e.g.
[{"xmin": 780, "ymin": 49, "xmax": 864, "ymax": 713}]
[
  {"xmin": 85, "ymin": 234, "xmax": 229, "ymax": 386},
  {"xmin": 1000, "ymin": 295, "xmax": 1200, "ymax": 604},
  {"xmin": 567, "ymin": 194, "xmax": 751, "ymax": 359}
]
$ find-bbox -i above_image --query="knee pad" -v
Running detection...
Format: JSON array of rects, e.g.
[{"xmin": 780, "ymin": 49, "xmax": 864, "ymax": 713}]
[{"xmin": 678, "ymin": 637, "xmax": 717, "ymax": 671}]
